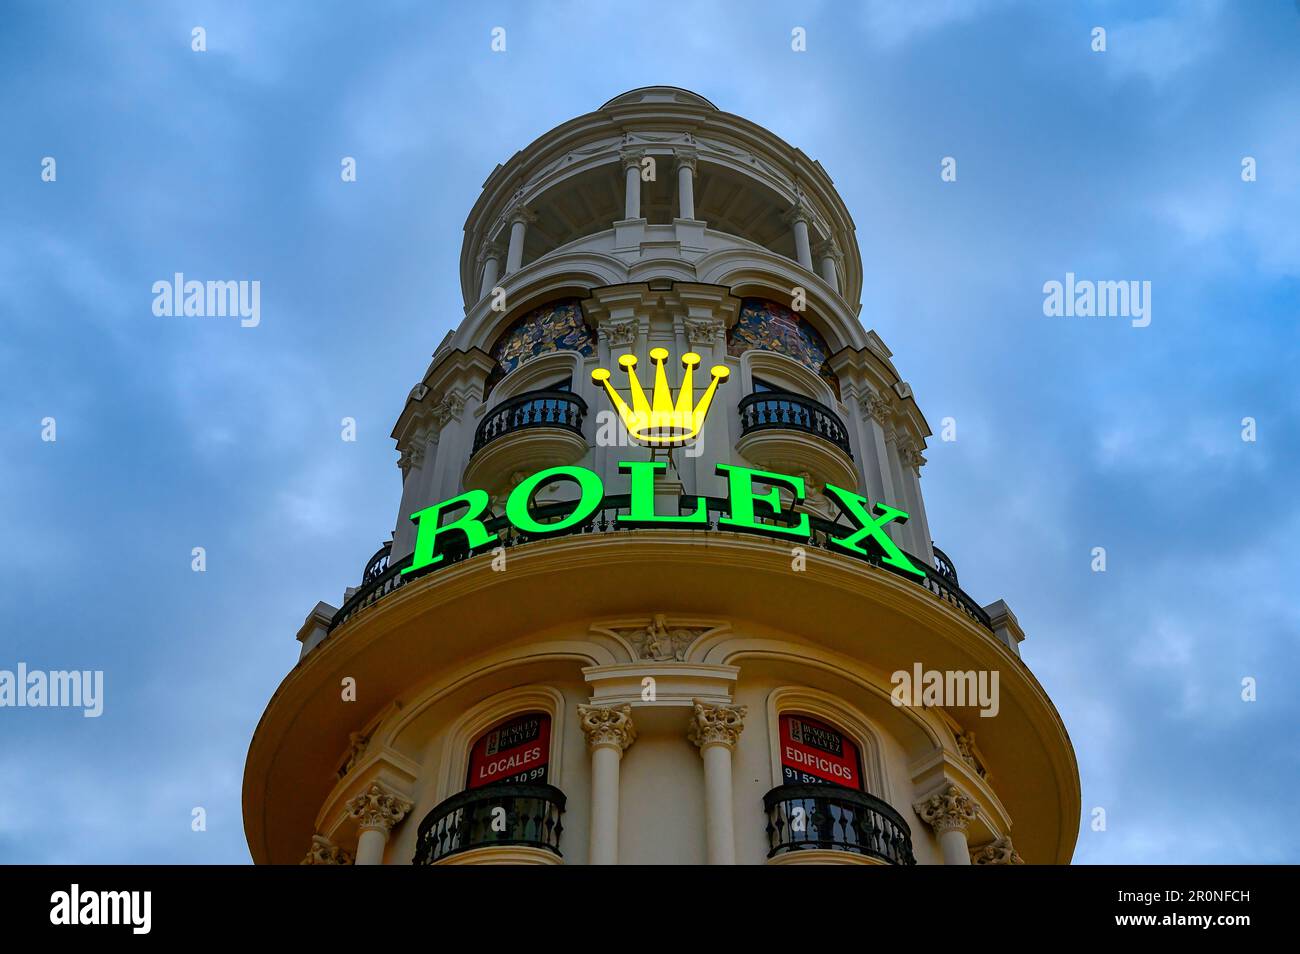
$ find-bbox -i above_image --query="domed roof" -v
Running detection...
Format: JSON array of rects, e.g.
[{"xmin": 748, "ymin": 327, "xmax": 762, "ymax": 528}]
[{"xmin": 600, "ymin": 86, "xmax": 718, "ymax": 111}]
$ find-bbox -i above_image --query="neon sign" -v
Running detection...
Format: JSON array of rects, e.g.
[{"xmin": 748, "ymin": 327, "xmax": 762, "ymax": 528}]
[
  {"xmin": 404, "ymin": 459, "xmax": 924, "ymax": 579},
  {"xmin": 590, "ymin": 347, "xmax": 730, "ymax": 446}
]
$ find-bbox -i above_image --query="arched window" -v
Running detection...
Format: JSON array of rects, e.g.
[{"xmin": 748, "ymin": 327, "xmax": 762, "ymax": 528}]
[
  {"xmin": 727, "ymin": 298, "xmax": 840, "ymax": 399},
  {"xmin": 413, "ymin": 706, "xmax": 564, "ymax": 864},
  {"xmin": 484, "ymin": 299, "xmax": 595, "ymax": 397},
  {"xmin": 465, "ymin": 711, "xmax": 552, "ymax": 789},
  {"xmin": 778, "ymin": 712, "xmax": 865, "ymax": 791}
]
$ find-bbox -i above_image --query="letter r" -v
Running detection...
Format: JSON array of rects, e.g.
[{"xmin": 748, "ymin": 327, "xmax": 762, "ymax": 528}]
[
  {"xmin": 822, "ymin": 484, "xmax": 926, "ymax": 578},
  {"xmin": 405, "ymin": 489, "xmax": 494, "ymax": 574}
]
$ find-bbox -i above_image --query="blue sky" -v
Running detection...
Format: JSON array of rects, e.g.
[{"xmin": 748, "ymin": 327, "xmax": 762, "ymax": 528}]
[{"xmin": 1, "ymin": 0, "xmax": 1296, "ymax": 863}]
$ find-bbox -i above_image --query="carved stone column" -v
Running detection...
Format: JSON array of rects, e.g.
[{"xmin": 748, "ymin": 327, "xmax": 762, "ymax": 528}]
[
  {"xmin": 971, "ymin": 835, "xmax": 1024, "ymax": 865},
  {"xmin": 688, "ymin": 701, "xmax": 746, "ymax": 865},
  {"xmin": 915, "ymin": 784, "xmax": 977, "ymax": 865},
  {"xmin": 785, "ymin": 201, "xmax": 814, "ymax": 271},
  {"xmin": 505, "ymin": 205, "xmax": 535, "ymax": 274},
  {"xmin": 674, "ymin": 147, "xmax": 698, "ymax": 220},
  {"xmin": 477, "ymin": 240, "xmax": 505, "ymax": 299},
  {"xmin": 300, "ymin": 833, "xmax": 354, "ymax": 865},
  {"xmin": 813, "ymin": 238, "xmax": 842, "ymax": 293},
  {"xmin": 578, "ymin": 703, "xmax": 636, "ymax": 865},
  {"xmin": 346, "ymin": 782, "xmax": 413, "ymax": 865},
  {"xmin": 620, "ymin": 148, "xmax": 645, "ymax": 221}
]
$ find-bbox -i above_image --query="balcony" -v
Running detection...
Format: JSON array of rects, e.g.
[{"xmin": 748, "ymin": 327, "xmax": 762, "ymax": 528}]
[
  {"xmin": 412, "ymin": 783, "xmax": 566, "ymax": 865},
  {"xmin": 764, "ymin": 783, "xmax": 916, "ymax": 865},
  {"xmin": 463, "ymin": 389, "xmax": 589, "ymax": 495},
  {"xmin": 736, "ymin": 391, "xmax": 856, "ymax": 491}
]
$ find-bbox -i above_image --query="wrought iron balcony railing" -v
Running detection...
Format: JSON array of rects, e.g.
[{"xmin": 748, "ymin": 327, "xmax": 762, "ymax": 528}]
[
  {"xmin": 412, "ymin": 783, "xmax": 566, "ymax": 864},
  {"xmin": 764, "ymin": 783, "xmax": 916, "ymax": 864},
  {"xmin": 472, "ymin": 389, "xmax": 587, "ymax": 456},
  {"xmin": 360, "ymin": 541, "xmax": 392, "ymax": 586},
  {"xmin": 738, "ymin": 390, "xmax": 853, "ymax": 457},
  {"xmin": 329, "ymin": 495, "xmax": 991, "ymax": 634},
  {"xmin": 930, "ymin": 543, "xmax": 959, "ymax": 586}
]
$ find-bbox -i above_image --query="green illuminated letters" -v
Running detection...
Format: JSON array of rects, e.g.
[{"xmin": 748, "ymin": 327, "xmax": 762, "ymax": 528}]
[
  {"xmin": 403, "ymin": 460, "xmax": 926, "ymax": 584},
  {"xmin": 405, "ymin": 489, "xmax": 493, "ymax": 575},
  {"xmin": 617, "ymin": 460, "xmax": 707, "ymax": 525},
  {"xmin": 505, "ymin": 465, "xmax": 604, "ymax": 535},
  {"xmin": 715, "ymin": 463, "xmax": 810, "ymax": 538},
  {"xmin": 822, "ymin": 484, "xmax": 925, "ymax": 578}
]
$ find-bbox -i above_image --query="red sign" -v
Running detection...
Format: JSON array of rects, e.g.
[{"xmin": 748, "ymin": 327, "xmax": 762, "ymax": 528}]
[
  {"xmin": 467, "ymin": 712, "xmax": 550, "ymax": 789},
  {"xmin": 779, "ymin": 713, "xmax": 863, "ymax": 790}
]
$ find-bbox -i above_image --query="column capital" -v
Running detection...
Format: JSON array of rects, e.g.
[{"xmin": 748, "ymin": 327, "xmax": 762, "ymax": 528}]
[
  {"xmin": 812, "ymin": 237, "xmax": 842, "ymax": 262},
  {"xmin": 687, "ymin": 700, "xmax": 747, "ymax": 750},
  {"xmin": 476, "ymin": 239, "xmax": 506, "ymax": 265},
  {"xmin": 914, "ymin": 784, "xmax": 977, "ymax": 836},
  {"xmin": 578, "ymin": 703, "xmax": 636, "ymax": 751},
  {"xmin": 971, "ymin": 835, "xmax": 1024, "ymax": 865},
  {"xmin": 300, "ymin": 833, "xmax": 354, "ymax": 865},
  {"xmin": 346, "ymin": 782, "xmax": 413, "ymax": 835},
  {"xmin": 673, "ymin": 146, "xmax": 699, "ymax": 174},
  {"xmin": 783, "ymin": 199, "xmax": 814, "ymax": 227},
  {"xmin": 861, "ymin": 389, "xmax": 894, "ymax": 427},
  {"xmin": 507, "ymin": 204, "xmax": 537, "ymax": 227},
  {"xmin": 683, "ymin": 316, "xmax": 725, "ymax": 346},
  {"xmin": 619, "ymin": 147, "xmax": 646, "ymax": 171}
]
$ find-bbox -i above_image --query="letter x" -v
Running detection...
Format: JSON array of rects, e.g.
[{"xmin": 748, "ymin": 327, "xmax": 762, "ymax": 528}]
[{"xmin": 823, "ymin": 485, "xmax": 925, "ymax": 578}]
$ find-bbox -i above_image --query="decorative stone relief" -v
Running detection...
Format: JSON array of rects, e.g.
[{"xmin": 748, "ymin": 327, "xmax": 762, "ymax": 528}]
[
  {"xmin": 796, "ymin": 471, "xmax": 833, "ymax": 518},
  {"xmin": 300, "ymin": 834, "xmax": 353, "ymax": 865},
  {"xmin": 611, "ymin": 614, "xmax": 710, "ymax": 662},
  {"xmin": 339, "ymin": 731, "xmax": 369, "ymax": 778},
  {"xmin": 915, "ymin": 784, "xmax": 977, "ymax": 835},
  {"xmin": 577, "ymin": 703, "xmax": 636, "ymax": 751},
  {"xmin": 953, "ymin": 727, "xmax": 988, "ymax": 779},
  {"xmin": 971, "ymin": 836, "xmax": 1024, "ymax": 865},
  {"xmin": 434, "ymin": 392, "xmax": 465, "ymax": 426},
  {"xmin": 896, "ymin": 436, "xmax": 927, "ymax": 472}
]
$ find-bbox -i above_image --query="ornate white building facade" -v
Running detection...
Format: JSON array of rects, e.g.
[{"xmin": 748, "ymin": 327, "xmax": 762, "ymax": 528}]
[{"xmin": 243, "ymin": 87, "xmax": 1079, "ymax": 866}]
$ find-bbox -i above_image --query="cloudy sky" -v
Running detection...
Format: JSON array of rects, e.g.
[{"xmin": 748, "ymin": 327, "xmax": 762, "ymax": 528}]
[{"xmin": 1, "ymin": 0, "xmax": 1296, "ymax": 863}]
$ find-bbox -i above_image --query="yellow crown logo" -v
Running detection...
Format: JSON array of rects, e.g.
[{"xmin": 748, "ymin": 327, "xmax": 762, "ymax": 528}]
[{"xmin": 591, "ymin": 348, "xmax": 730, "ymax": 446}]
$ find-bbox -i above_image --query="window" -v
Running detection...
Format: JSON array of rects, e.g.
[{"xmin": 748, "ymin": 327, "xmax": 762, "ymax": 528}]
[
  {"xmin": 465, "ymin": 711, "xmax": 552, "ymax": 789},
  {"xmin": 751, "ymin": 376, "xmax": 783, "ymax": 394},
  {"xmin": 778, "ymin": 712, "xmax": 865, "ymax": 791}
]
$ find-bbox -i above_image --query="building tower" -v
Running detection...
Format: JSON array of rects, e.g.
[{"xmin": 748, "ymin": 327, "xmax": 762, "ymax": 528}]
[{"xmin": 243, "ymin": 87, "xmax": 1080, "ymax": 866}]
